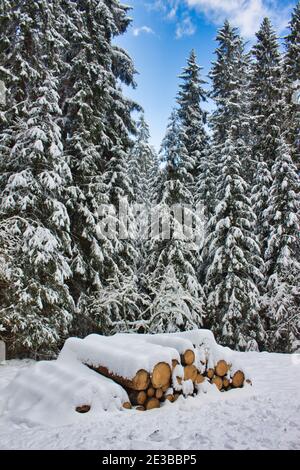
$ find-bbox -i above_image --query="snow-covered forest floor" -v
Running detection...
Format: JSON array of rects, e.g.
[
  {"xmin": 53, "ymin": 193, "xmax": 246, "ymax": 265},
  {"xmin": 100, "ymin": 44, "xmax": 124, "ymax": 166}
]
[{"xmin": 0, "ymin": 351, "xmax": 300, "ymax": 450}]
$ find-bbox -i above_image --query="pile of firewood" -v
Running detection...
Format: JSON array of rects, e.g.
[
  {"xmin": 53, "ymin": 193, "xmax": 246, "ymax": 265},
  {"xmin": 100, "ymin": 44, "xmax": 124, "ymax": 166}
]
[{"xmin": 66, "ymin": 331, "xmax": 250, "ymax": 412}]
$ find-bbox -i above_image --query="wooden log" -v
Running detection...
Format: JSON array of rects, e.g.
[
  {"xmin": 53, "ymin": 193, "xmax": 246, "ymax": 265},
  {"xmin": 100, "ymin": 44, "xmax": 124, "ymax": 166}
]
[
  {"xmin": 232, "ymin": 370, "xmax": 245, "ymax": 388},
  {"xmin": 184, "ymin": 365, "xmax": 198, "ymax": 382},
  {"xmin": 206, "ymin": 368, "xmax": 214, "ymax": 379},
  {"xmin": 195, "ymin": 373, "xmax": 205, "ymax": 384},
  {"xmin": 151, "ymin": 362, "xmax": 171, "ymax": 389},
  {"xmin": 136, "ymin": 406, "xmax": 145, "ymax": 411},
  {"xmin": 222, "ymin": 377, "xmax": 230, "ymax": 389},
  {"xmin": 76, "ymin": 405, "xmax": 91, "ymax": 413},
  {"xmin": 162, "ymin": 383, "xmax": 170, "ymax": 392},
  {"xmin": 212, "ymin": 376, "xmax": 223, "ymax": 391},
  {"xmin": 172, "ymin": 359, "xmax": 179, "ymax": 369},
  {"xmin": 215, "ymin": 360, "xmax": 229, "ymax": 377},
  {"xmin": 128, "ymin": 390, "xmax": 147, "ymax": 406},
  {"xmin": 181, "ymin": 349, "xmax": 195, "ymax": 366},
  {"xmin": 122, "ymin": 402, "xmax": 132, "ymax": 410},
  {"xmin": 145, "ymin": 398, "xmax": 160, "ymax": 410},
  {"xmin": 147, "ymin": 387, "xmax": 155, "ymax": 398},
  {"xmin": 94, "ymin": 364, "xmax": 150, "ymax": 391},
  {"xmin": 165, "ymin": 394, "xmax": 174, "ymax": 402},
  {"xmin": 155, "ymin": 388, "xmax": 163, "ymax": 399}
]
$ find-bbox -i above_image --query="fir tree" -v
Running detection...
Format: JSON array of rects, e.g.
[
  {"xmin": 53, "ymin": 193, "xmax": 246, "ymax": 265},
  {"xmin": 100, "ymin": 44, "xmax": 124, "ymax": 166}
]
[
  {"xmin": 145, "ymin": 111, "xmax": 205, "ymax": 332},
  {"xmin": 129, "ymin": 113, "xmax": 158, "ymax": 206},
  {"xmin": 284, "ymin": 1, "xmax": 300, "ymax": 170},
  {"xmin": 0, "ymin": 0, "xmax": 74, "ymax": 356},
  {"xmin": 209, "ymin": 21, "xmax": 253, "ymax": 215},
  {"xmin": 60, "ymin": 0, "xmax": 141, "ymax": 334},
  {"xmin": 263, "ymin": 138, "xmax": 300, "ymax": 352},
  {"xmin": 177, "ymin": 50, "xmax": 208, "ymax": 190},
  {"xmin": 204, "ymin": 132, "xmax": 265, "ymax": 350}
]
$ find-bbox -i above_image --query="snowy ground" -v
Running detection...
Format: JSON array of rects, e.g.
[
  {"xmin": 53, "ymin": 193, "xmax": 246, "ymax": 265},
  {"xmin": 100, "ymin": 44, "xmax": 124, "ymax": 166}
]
[{"xmin": 0, "ymin": 351, "xmax": 300, "ymax": 450}]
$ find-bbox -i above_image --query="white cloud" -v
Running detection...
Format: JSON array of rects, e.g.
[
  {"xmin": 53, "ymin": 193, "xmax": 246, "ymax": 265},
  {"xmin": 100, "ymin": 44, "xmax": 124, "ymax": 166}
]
[
  {"xmin": 185, "ymin": 0, "xmax": 292, "ymax": 38},
  {"xmin": 176, "ymin": 16, "xmax": 197, "ymax": 38},
  {"xmin": 133, "ymin": 26, "xmax": 155, "ymax": 37},
  {"xmin": 150, "ymin": 0, "xmax": 293, "ymax": 39}
]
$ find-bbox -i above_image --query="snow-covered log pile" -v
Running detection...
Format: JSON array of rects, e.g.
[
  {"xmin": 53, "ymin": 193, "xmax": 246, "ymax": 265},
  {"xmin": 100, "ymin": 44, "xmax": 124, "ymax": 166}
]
[
  {"xmin": 59, "ymin": 330, "xmax": 251, "ymax": 412},
  {"xmin": 0, "ymin": 330, "xmax": 251, "ymax": 424}
]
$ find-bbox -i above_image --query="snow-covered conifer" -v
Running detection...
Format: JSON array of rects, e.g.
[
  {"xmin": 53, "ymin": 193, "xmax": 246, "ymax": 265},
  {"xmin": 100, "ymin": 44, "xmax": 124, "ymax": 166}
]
[
  {"xmin": 145, "ymin": 111, "xmax": 205, "ymax": 332},
  {"xmin": 263, "ymin": 139, "xmax": 300, "ymax": 352},
  {"xmin": 204, "ymin": 132, "xmax": 265, "ymax": 350}
]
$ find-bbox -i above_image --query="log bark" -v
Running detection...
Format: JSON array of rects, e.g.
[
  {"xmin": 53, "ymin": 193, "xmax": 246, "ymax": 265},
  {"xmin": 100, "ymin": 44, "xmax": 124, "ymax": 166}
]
[
  {"xmin": 145, "ymin": 398, "xmax": 160, "ymax": 410},
  {"xmin": 94, "ymin": 364, "xmax": 150, "ymax": 391},
  {"xmin": 232, "ymin": 370, "xmax": 245, "ymax": 388},
  {"xmin": 128, "ymin": 390, "xmax": 147, "ymax": 406},
  {"xmin": 151, "ymin": 362, "xmax": 171, "ymax": 389},
  {"xmin": 215, "ymin": 360, "xmax": 229, "ymax": 377},
  {"xmin": 181, "ymin": 349, "xmax": 195, "ymax": 366},
  {"xmin": 212, "ymin": 376, "xmax": 223, "ymax": 391},
  {"xmin": 184, "ymin": 365, "xmax": 198, "ymax": 382}
]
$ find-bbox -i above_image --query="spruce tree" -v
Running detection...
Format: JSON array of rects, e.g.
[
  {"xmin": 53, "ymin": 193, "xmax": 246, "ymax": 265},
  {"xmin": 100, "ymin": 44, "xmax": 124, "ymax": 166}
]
[
  {"xmin": 177, "ymin": 50, "xmax": 208, "ymax": 194},
  {"xmin": 209, "ymin": 21, "xmax": 253, "ymax": 215},
  {"xmin": 284, "ymin": 1, "xmax": 300, "ymax": 170},
  {"xmin": 60, "ymin": 0, "xmax": 141, "ymax": 334},
  {"xmin": 263, "ymin": 138, "xmax": 300, "ymax": 352},
  {"xmin": 129, "ymin": 113, "xmax": 158, "ymax": 207},
  {"xmin": 0, "ymin": 0, "xmax": 74, "ymax": 356},
  {"xmin": 145, "ymin": 111, "xmax": 205, "ymax": 332},
  {"xmin": 204, "ymin": 132, "xmax": 265, "ymax": 350}
]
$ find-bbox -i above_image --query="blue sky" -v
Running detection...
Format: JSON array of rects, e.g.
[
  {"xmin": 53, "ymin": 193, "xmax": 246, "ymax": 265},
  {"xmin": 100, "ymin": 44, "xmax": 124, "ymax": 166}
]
[{"xmin": 116, "ymin": 0, "xmax": 296, "ymax": 150}]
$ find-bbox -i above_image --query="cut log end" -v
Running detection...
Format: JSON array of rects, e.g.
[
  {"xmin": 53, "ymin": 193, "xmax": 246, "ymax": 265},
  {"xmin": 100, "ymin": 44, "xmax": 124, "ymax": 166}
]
[
  {"xmin": 128, "ymin": 390, "xmax": 147, "ymax": 406},
  {"xmin": 145, "ymin": 398, "xmax": 160, "ymax": 410},
  {"xmin": 195, "ymin": 373, "xmax": 205, "ymax": 384},
  {"xmin": 212, "ymin": 376, "xmax": 223, "ymax": 391},
  {"xmin": 182, "ymin": 349, "xmax": 195, "ymax": 366},
  {"xmin": 136, "ymin": 406, "xmax": 145, "ymax": 411},
  {"xmin": 165, "ymin": 394, "xmax": 175, "ymax": 402},
  {"xmin": 132, "ymin": 369, "xmax": 150, "ymax": 391},
  {"xmin": 76, "ymin": 405, "xmax": 91, "ymax": 414},
  {"xmin": 222, "ymin": 377, "xmax": 230, "ymax": 389},
  {"xmin": 147, "ymin": 387, "xmax": 155, "ymax": 398},
  {"xmin": 184, "ymin": 365, "xmax": 198, "ymax": 382},
  {"xmin": 155, "ymin": 388, "xmax": 163, "ymax": 399},
  {"xmin": 232, "ymin": 370, "xmax": 245, "ymax": 388},
  {"xmin": 122, "ymin": 402, "xmax": 132, "ymax": 410},
  {"xmin": 215, "ymin": 360, "xmax": 229, "ymax": 377},
  {"xmin": 206, "ymin": 368, "xmax": 214, "ymax": 379},
  {"xmin": 151, "ymin": 362, "xmax": 171, "ymax": 389},
  {"xmin": 172, "ymin": 359, "xmax": 179, "ymax": 370}
]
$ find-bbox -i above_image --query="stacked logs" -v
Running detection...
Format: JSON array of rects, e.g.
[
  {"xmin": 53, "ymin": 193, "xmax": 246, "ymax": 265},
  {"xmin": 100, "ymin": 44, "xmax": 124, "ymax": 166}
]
[{"xmin": 66, "ymin": 332, "xmax": 250, "ymax": 413}]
